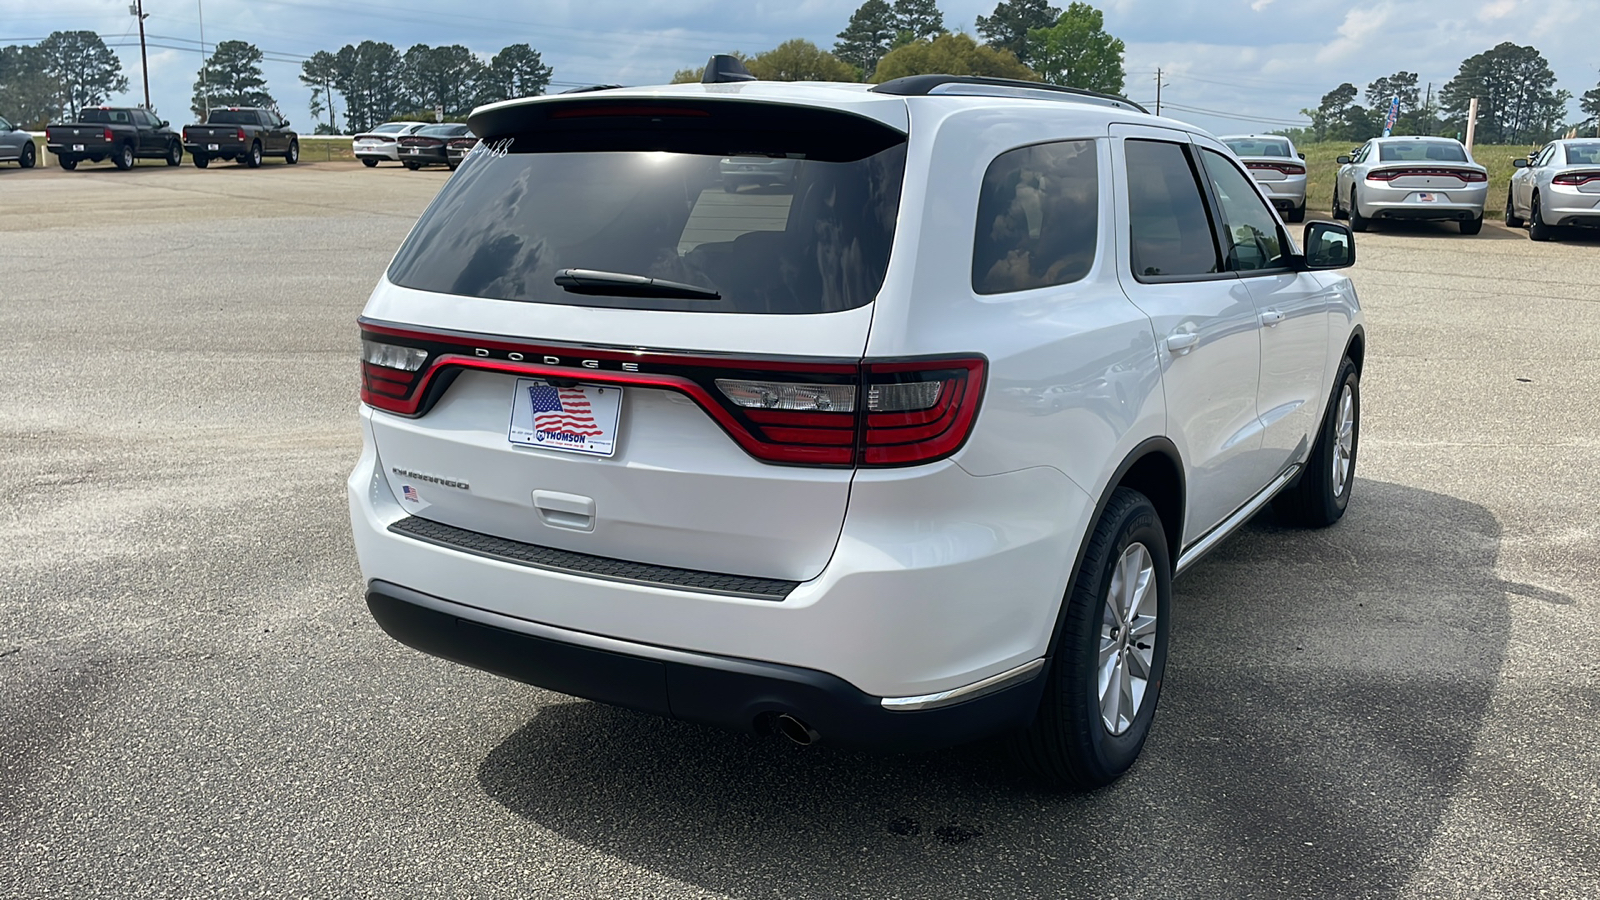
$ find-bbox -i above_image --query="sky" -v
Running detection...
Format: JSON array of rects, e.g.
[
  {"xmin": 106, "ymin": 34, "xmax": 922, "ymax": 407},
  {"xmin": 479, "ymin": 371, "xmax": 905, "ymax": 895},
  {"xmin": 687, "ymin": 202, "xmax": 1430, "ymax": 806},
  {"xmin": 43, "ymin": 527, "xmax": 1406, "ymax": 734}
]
[{"xmin": 3, "ymin": 0, "xmax": 1598, "ymax": 136}]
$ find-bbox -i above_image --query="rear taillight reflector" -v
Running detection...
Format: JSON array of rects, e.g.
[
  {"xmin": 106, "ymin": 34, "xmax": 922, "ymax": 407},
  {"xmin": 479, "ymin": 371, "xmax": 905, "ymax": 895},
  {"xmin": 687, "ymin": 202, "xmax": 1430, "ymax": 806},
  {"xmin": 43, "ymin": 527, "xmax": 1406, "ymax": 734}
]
[
  {"xmin": 357, "ymin": 324, "xmax": 985, "ymax": 468},
  {"xmin": 1553, "ymin": 172, "xmax": 1600, "ymax": 186},
  {"xmin": 103, "ymin": 128, "xmax": 113, "ymax": 142},
  {"xmin": 1246, "ymin": 162, "xmax": 1306, "ymax": 176},
  {"xmin": 1369, "ymin": 167, "xmax": 1486, "ymax": 182},
  {"xmin": 236, "ymin": 128, "xmax": 246, "ymax": 142}
]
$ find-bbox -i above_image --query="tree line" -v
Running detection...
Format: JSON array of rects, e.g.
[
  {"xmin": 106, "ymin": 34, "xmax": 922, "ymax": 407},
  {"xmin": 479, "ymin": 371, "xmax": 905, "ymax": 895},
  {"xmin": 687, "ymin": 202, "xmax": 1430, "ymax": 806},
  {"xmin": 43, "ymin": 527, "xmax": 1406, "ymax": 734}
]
[
  {"xmin": 0, "ymin": 32, "xmax": 129, "ymax": 127},
  {"xmin": 1296, "ymin": 43, "xmax": 1600, "ymax": 146},
  {"xmin": 672, "ymin": 0, "xmax": 1128, "ymax": 95}
]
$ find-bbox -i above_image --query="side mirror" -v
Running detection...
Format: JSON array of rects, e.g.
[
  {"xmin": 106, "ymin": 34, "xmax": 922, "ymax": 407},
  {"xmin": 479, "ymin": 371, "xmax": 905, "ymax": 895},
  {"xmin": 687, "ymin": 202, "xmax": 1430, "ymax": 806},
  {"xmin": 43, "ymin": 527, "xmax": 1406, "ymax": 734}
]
[
  {"xmin": 1301, "ymin": 221, "xmax": 1355, "ymax": 270},
  {"xmin": 1336, "ymin": 155, "xmax": 1352, "ymax": 164},
  {"xmin": 159, "ymin": 120, "xmax": 169, "ymax": 128},
  {"xmin": 282, "ymin": 120, "xmax": 291, "ymax": 128},
  {"xmin": 1298, "ymin": 152, "xmax": 1306, "ymax": 160},
  {"xmin": 1512, "ymin": 158, "xmax": 1529, "ymax": 168}
]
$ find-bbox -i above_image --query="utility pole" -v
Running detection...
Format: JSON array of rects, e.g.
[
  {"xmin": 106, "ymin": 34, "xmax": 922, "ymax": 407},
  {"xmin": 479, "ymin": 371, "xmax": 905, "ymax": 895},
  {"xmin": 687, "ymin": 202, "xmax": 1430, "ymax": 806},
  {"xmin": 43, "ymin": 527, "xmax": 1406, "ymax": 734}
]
[
  {"xmin": 131, "ymin": 0, "xmax": 151, "ymax": 109},
  {"xmin": 198, "ymin": 0, "xmax": 209, "ymax": 117},
  {"xmin": 1155, "ymin": 68, "xmax": 1168, "ymax": 116},
  {"xmin": 1465, "ymin": 97, "xmax": 1479, "ymax": 153}
]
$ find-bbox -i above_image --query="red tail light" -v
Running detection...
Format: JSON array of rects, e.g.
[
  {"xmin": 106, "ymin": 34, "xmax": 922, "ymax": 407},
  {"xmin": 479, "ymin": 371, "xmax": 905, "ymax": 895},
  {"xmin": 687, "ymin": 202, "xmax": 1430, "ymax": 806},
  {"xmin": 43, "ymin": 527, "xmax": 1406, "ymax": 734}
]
[
  {"xmin": 103, "ymin": 128, "xmax": 113, "ymax": 142},
  {"xmin": 1553, "ymin": 171, "xmax": 1600, "ymax": 186},
  {"xmin": 236, "ymin": 128, "xmax": 246, "ymax": 142},
  {"xmin": 1368, "ymin": 167, "xmax": 1486, "ymax": 182},
  {"xmin": 358, "ymin": 323, "xmax": 986, "ymax": 468},
  {"xmin": 1246, "ymin": 162, "xmax": 1306, "ymax": 176}
]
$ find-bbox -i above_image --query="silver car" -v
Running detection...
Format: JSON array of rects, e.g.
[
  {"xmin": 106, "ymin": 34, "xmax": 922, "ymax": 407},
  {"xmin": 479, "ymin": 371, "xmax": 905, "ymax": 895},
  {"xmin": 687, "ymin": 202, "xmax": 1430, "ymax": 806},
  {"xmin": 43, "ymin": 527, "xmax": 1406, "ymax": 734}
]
[
  {"xmin": 1220, "ymin": 134, "xmax": 1306, "ymax": 222},
  {"xmin": 0, "ymin": 115, "xmax": 37, "ymax": 168},
  {"xmin": 1333, "ymin": 136, "xmax": 1488, "ymax": 235},
  {"xmin": 1506, "ymin": 139, "xmax": 1600, "ymax": 242},
  {"xmin": 353, "ymin": 121, "xmax": 428, "ymax": 167}
]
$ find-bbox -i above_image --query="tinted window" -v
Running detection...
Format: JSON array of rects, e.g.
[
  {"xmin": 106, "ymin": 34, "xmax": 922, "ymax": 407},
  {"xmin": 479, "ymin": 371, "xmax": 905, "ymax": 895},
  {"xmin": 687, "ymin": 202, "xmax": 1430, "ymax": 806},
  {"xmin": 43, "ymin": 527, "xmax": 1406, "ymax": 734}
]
[
  {"xmin": 1378, "ymin": 141, "xmax": 1467, "ymax": 162},
  {"xmin": 207, "ymin": 110, "xmax": 261, "ymax": 125},
  {"xmin": 1125, "ymin": 140, "xmax": 1220, "ymax": 279},
  {"xmin": 371, "ymin": 123, "xmax": 411, "ymax": 134},
  {"xmin": 1201, "ymin": 149, "xmax": 1285, "ymax": 271},
  {"xmin": 388, "ymin": 129, "xmax": 907, "ymax": 315},
  {"xmin": 418, "ymin": 124, "xmax": 468, "ymax": 137},
  {"xmin": 1566, "ymin": 142, "xmax": 1600, "ymax": 164},
  {"xmin": 1224, "ymin": 138, "xmax": 1291, "ymax": 158},
  {"xmin": 80, "ymin": 109, "xmax": 130, "ymax": 124},
  {"xmin": 0, "ymin": 117, "xmax": 11, "ymax": 131},
  {"xmin": 972, "ymin": 140, "xmax": 1098, "ymax": 294}
]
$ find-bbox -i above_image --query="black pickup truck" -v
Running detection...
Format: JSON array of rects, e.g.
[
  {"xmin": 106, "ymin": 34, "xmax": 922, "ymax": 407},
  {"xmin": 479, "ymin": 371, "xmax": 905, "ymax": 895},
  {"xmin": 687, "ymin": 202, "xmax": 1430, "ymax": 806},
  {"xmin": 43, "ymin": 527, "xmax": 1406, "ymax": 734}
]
[
  {"xmin": 44, "ymin": 107, "xmax": 183, "ymax": 170},
  {"xmin": 182, "ymin": 108, "xmax": 298, "ymax": 168}
]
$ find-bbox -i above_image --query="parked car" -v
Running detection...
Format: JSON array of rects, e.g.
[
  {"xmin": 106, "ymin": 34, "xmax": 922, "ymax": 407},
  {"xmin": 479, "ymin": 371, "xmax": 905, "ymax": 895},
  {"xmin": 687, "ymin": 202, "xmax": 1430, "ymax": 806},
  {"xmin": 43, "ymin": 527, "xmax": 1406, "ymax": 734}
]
[
  {"xmin": 1506, "ymin": 139, "xmax": 1600, "ymax": 242},
  {"xmin": 353, "ymin": 122, "xmax": 428, "ymax": 167},
  {"xmin": 445, "ymin": 134, "xmax": 477, "ymax": 169},
  {"xmin": 183, "ymin": 107, "xmax": 298, "ymax": 168},
  {"xmin": 396, "ymin": 123, "xmax": 470, "ymax": 170},
  {"xmin": 720, "ymin": 155, "xmax": 798, "ymax": 192},
  {"xmin": 44, "ymin": 107, "xmax": 182, "ymax": 170},
  {"xmin": 1220, "ymin": 134, "xmax": 1306, "ymax": 222},
  {"xmin": 0, "ymin": 115, "xmax": 37, "ymax": 168},
  {"xmin": 1332, "ymin": 136, "xmax": 1488, "ymax": 234},
  {"xmin": 351, "ymin": 62, "xmax": 1364, "ymax": 789}
]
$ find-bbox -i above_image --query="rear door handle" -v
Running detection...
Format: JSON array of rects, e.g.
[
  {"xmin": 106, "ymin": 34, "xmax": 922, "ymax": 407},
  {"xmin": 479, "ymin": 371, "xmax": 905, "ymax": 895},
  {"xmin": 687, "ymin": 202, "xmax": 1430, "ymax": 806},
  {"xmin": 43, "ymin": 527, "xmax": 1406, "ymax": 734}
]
[
  {"xmin": 1261, "ymin": 309, "xmax": 1285, "ymax": 326},
  {"xmin": 533, "ymin": 490, "xmax": 596, "ymax": 533},
  {"xmin": 1166, "ymin": 331, "xmax": 1200, "ymax": 355}
]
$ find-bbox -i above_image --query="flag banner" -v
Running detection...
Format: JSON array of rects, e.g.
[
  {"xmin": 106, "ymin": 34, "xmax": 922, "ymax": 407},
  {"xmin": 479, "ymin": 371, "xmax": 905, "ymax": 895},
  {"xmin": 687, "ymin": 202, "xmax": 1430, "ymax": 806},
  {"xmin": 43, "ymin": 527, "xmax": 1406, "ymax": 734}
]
[{"xmin": 1382, "ymin": 95, "xmax": 1401, "ymax": 136}]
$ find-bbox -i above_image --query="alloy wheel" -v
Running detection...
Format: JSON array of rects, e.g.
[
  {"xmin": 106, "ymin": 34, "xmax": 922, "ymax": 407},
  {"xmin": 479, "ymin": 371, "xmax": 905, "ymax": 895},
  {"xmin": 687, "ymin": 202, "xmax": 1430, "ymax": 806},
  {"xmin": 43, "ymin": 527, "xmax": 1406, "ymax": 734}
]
[
  {"xmin": 1332, "ymin": 384, "xmax": 1355, "ymax": 497},
  {"xmin": 1098, "ymin": 542, "xmax": 1158, "ymax": 736}
]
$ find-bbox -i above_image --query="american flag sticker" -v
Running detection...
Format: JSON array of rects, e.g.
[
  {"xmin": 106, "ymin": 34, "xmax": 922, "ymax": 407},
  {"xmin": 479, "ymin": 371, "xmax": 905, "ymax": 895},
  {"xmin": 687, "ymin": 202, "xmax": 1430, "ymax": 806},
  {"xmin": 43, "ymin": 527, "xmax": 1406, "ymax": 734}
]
[
  {"xmin": 508, "ymin": 379, "xmax": 622, "ymax": 457},
  {"xmin": 402, "ymin": 485, "xmax": 420, "ymax": 503}
]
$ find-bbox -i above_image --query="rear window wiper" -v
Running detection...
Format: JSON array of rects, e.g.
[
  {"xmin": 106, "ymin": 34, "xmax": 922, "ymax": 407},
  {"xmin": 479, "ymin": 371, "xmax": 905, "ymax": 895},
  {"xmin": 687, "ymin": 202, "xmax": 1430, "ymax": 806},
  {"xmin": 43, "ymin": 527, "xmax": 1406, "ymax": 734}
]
[{"xmin": 554, "ymin": 268, "xmax": 721, "ymax": 300}]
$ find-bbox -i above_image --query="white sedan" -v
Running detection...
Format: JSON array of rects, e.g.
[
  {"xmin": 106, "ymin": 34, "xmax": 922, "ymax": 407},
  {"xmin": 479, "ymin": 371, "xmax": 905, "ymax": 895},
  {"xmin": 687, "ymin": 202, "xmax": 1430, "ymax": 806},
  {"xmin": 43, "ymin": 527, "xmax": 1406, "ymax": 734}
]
[{"xmin": 353, "ymin": 122, "xmax": 428, "ymax": 167}]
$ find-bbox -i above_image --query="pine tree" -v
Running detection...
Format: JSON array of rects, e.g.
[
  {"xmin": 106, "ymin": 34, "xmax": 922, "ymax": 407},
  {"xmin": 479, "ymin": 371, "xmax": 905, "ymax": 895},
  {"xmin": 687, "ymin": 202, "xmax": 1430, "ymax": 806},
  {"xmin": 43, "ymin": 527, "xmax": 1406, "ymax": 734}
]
[
  {"xmin": 893, "ymin": 0, "xmax": 946, "ymax": 41},
  {"xmin": 976, "ymin": 0, "xmax": 1060, "ymax": 67},
  {"xmin": 834, "ymin": 0, "xmax": 896, "ymax": 79}
]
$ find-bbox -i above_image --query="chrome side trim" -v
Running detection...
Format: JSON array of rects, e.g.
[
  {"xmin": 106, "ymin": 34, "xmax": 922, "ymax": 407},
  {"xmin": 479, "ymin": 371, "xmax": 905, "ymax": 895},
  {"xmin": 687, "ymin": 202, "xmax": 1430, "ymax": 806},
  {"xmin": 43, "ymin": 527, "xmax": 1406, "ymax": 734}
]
[
  {"xmin": 879, "ymin": 658, "xmax": 1046, "ymax": 712},
  {"xmin": 1175, "ymin": 464, "xmax": 1301, "ymax": 577}
]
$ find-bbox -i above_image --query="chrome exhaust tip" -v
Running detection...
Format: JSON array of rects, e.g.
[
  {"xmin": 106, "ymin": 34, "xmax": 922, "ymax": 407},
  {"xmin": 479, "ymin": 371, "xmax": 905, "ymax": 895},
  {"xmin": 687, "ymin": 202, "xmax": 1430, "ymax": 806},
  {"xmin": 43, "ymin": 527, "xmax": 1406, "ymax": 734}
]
[{"xmin": 774, "ymin": 714, "xmax": 819, "ymax": 746}]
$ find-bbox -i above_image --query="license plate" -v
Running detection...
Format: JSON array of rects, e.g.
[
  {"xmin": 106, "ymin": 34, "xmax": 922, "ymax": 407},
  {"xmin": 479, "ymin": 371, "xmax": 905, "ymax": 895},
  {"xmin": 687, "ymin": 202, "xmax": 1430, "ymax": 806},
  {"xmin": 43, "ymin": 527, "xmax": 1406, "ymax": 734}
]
[
  {"xmin": 1414, "ymin": 192, "xmax": 1440, "ymax": 202},
  {"xmin": 508, "ymin": 379, "xmax": 623, "ymax": 457},
  {"xmin": 206, "ymin": 143, "xmax": 219, "ymax": 151},
  {"xmin": 408, "ymin": 148, "xmax": 421, "ymax": 154},
  {"xmin": 72, "ymin": 144, "xmax": 84, "ymax": 152}
]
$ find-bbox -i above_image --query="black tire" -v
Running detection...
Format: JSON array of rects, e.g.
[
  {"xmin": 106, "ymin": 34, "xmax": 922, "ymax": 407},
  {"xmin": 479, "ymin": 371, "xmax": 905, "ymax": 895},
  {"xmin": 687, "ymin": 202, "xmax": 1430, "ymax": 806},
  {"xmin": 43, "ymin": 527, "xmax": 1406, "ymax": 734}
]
[
  {"xmin": 403, "ymin": 160, "xmax": 420, "ymax": 170},
  {"xmin": 1348, "ymin": 188, "xmax": 1368, "ymax": 232},
  {"xmin": 1504, "ymin": 189, "xmax": 1523, "ymax": 228},
  {"xmin": 285, "ymin": 139, "xmax": 299, "ymax": 165},
  {"xmin": 165, "ymin": 141, "xmax": 182, "ymax": 166},
  {"xmin": 246, "ymin": 141, "xmax": 263, "ymax": 168},
  {"xmin": 1459, "ymin": 216, "xmax": 1483, "ymax": 235},
  {"xmin": 192, "ymin": 154, "xmax": 209, "ymax": 169},
  {"xmin": 1274, "ymin": 357, "xmax": 1360, "ymax": 528},
  {"xmin": 113, "ymin": 143, "xmax": 135, "ymax": 170},
  {"xmin": 446, "ymin": 161, "xmax": 458, "ymax": 171},
  {"xmin": 1286, "ymin": 204, "xmax": 1305, "ymax": 223},
  {"xmin": 20, "ymin": 142, "xmax": 35, "ymax": 168},
  {"xmin": 1331, "ymin": 184, "xmax": 1348, "ymax": 220},
  {"xmin": 59, "ymin": 156, "xmax": 78, "ymax": 171},
  {"xmin": 1013, "ymin": 487, "xmax": 1172, "ymax": 790},
  {"xmin": 361, "ymin": 157, "xmax": 379, "ymax": 168},
  {"xmin": 1528, "ymin": 194, "xmax": 1556, "ymax": 242}
]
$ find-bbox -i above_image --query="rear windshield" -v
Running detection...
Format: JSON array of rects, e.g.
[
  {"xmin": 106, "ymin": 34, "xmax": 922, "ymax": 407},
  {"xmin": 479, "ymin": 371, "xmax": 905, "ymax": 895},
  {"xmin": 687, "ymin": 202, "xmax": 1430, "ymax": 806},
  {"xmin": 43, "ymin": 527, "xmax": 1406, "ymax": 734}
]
[
  {"xmin": 1224, "ymin": 138, "xmax": 1290, "ymax": 158},
  {"xmin": 387, "ymin": 103, "xmax": 908, "ymax": 314},
  {"xmin": 206, "ymin": 110, "xmax": 260, "ymax": 125},
  {"xmin": 79, "ymin": 109, "xmax": 130, "ymax": 124},
  {"xmin": 418, "ymin": 124, "xmax": 468, "ymax": 137},
  {"xmin": 370, "ymin": 123, "xmax": 412, "ymax": 134},
  {"xmin": 1566, "ymin": 142, "xmax": 1600, "ymax": 164},
  {"xmin": 1379, "ymin": 141, "xmax": 1467, "ymax": 162}
]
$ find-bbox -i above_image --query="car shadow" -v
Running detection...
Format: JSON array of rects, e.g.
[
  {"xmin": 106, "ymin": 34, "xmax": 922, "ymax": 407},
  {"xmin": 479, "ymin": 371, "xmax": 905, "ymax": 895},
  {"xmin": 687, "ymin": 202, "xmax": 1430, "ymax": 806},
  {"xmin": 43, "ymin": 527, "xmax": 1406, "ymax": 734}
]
[{"xmin": 476, "ymin": 479, "xmax": 1532, "ymax": 898}]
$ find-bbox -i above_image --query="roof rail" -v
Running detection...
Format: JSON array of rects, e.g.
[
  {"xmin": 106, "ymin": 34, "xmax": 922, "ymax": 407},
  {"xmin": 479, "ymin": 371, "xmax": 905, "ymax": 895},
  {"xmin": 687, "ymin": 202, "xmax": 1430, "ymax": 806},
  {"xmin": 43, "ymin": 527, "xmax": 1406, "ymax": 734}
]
[{"xmin": 870, "ymin": 75, "xmax": 1148, "ymax": 114}]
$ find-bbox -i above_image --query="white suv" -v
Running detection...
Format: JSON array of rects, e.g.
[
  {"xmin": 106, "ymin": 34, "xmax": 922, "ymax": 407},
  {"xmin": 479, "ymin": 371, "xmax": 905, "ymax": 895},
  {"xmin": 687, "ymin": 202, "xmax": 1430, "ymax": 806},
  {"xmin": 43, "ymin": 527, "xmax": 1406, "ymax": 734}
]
[{"xmin": 349, "ymin": 63, "xmax": 1365, "ymax": 788}]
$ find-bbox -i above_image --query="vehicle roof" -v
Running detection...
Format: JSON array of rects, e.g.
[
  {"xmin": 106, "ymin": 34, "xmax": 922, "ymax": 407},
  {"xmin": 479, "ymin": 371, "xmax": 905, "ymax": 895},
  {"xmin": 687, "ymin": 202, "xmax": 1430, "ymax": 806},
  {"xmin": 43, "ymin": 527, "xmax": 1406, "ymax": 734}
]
[
  {"xmin": 1369, "ymin": 135, "xmax": 1463, "ymax": 143},
  {"xmin": 1217, "ymin": 133, "xmax": 1294, "ymax": 142},
  {"xmin": 469, "ymin": 80, "xmax": 1172, "ymax": 137}
]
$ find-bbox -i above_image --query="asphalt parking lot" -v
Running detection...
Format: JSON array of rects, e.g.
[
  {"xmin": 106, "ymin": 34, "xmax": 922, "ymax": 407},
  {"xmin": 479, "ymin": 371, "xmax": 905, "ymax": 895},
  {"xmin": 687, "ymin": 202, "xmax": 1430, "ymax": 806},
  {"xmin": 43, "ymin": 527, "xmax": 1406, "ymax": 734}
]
[{"xmin": 2, "ymin": 159, "xmax": 1598, "ymax": 899}]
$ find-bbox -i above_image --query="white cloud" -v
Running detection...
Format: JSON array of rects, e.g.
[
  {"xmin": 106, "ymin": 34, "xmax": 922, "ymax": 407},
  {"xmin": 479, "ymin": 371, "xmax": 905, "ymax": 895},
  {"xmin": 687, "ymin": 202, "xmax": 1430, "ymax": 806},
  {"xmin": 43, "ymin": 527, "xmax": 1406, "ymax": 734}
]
[
  {"xmin": 1315, "ymin": 4, "xmax": 1393, "ymax": 65},
  {"xmin": 1251, "ymin": 0, "xmax": 1278, "ymax": 11}
]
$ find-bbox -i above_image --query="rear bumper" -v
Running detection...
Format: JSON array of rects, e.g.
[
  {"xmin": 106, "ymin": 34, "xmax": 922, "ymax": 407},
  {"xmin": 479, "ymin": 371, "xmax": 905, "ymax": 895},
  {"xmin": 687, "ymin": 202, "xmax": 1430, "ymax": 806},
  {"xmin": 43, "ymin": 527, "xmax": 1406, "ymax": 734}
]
[
  {"xmin": 1540, "ymin": 190, "xmax": 1600, "ymax": 227},
  {"xmin": 184, "ymin": 142, "xmax": 245, "ymax": 156},
  {"xmin": 354, "ymin": 145, "xmax": 399, "ymax": 160},
  {"xmin": 1254, "ymin": 177, "xmax": 1307, "ymax": 208},
  {"xmin": 367, "ymin": 580, "xmax": 1045, "ymax": 749},
  {"xmin": 1358, "ymin": 182, "xmax": 1487, "ymax": 220}
]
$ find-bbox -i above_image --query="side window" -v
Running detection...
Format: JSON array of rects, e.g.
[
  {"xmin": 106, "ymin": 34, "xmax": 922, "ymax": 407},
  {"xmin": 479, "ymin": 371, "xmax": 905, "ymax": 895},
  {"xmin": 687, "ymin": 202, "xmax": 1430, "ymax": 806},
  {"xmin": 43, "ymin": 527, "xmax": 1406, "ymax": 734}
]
[
  {"xmin": 132, "ymin": 110, "xmax": 151, "ymax": 128},
  {"xmin": 1124, "ymin": 139, "xmax": 1221, "ymax": 280},
  {"xmin": 1536, "ymin": 144, "xmax": 1557, "ymax": 167},
  {"xmin": 971, "ymin": 139, "xmax": 1099, "ymax": 294},
  {"xmin": 1199, "ymin": 148, "xmax": 1285, "ymax": 272}
]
